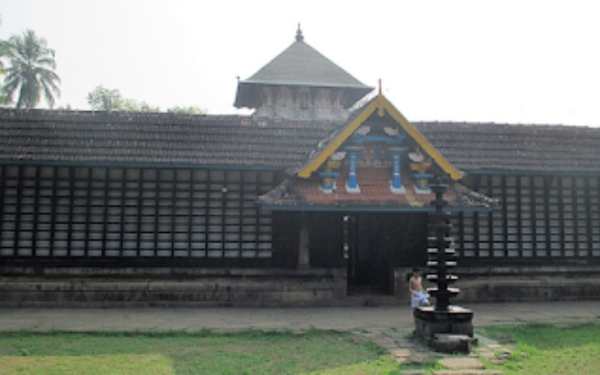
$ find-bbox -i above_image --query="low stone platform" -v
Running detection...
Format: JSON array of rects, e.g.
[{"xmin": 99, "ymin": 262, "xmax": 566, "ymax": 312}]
[
  {"xmin": 0, "ymin": 267, "xmax": 348, "ymax": 307},
  {"xmin": 414, "ymin": 305, "xmax": 474, "ymax": 353},
  {"xmin": 454, "ymin": 265, "xmax": 600, "ymax": 303},
  {"xmin": 414, "ymin": 305, "xmax": 474, "ymax": 337}
]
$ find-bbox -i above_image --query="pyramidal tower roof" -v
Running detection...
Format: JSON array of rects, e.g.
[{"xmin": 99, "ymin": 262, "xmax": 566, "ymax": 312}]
[{"xmin": 234, "ymin": 26, "xmax": 373, "ymax": 109}]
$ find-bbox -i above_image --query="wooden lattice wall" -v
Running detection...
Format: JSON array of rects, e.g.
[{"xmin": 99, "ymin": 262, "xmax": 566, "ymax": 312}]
[
  {"xmin": 455, "ymin": 174, "xmax": 600, "ymax": 263},
  {"xmin": 0, "ymin": 165, "xmax": 275, "ymax": 265},
  {"xmin": 1, "ymin": 165, "xmax": 599, "ymax": 268}
]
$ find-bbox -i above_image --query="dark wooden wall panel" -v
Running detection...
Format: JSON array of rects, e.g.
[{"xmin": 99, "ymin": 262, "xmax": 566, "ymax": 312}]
[
  {"xmin": 0, "ymin": 164, "xmax": 276, "ymax": 266},
  {"xmin": 309, "ymin": 213, "xmax": 344, "ymax": 268},
  {"xmin": 455, "ymin": 174, "xmax": 600, "ymax": 264},
  {"xmin": 271, "ymin": 212, "xmax": 300, "ymax": 268}
]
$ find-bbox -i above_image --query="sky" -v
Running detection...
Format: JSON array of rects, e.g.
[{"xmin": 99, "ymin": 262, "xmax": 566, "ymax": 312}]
[{"xmin": 1, "ymin": 0, "xmax": 600, "ymax": 126}]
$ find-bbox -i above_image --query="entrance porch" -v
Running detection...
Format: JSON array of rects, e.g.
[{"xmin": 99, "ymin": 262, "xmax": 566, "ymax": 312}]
[{"xmin": 273, "ymin": 211, "xmax": 428, "ymax": 300}]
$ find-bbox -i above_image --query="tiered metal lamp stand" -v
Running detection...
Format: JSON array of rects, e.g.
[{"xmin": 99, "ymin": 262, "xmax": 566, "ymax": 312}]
[{"xmin": 413, "ymin": 176, "xmax": 475, "ymax": 353}]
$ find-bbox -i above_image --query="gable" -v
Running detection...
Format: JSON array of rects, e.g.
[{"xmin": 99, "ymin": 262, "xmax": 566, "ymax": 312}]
[{"xmin": 297, "ymin": 94, "xmax": 464, "ymax": 181}]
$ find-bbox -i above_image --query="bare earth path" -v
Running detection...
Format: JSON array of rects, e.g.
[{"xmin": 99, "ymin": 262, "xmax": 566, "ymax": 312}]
[{"xmin": 0, "ymin": 301, "xmax": 598, "ymax": 333}]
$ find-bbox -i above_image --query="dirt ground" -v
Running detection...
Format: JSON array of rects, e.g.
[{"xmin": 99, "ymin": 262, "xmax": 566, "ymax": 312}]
[{"xmin": 0, "ymin": 301, "xmax": 599, "ymax": 332}]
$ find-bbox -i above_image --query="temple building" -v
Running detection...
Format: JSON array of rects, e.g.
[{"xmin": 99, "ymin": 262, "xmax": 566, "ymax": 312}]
[{"xmin": 0, "ymin": 28, "xmax": 599, "ymax": 306}]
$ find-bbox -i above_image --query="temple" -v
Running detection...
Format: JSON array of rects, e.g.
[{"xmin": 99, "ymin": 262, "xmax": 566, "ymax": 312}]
[{"xmin": 0, "ymin": 28, "xmax": 599, "ymax": 306}]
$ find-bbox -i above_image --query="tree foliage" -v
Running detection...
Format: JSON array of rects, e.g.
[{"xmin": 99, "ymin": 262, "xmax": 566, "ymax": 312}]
[
  {"xmin": 0, "ymin": 15, "xmax": 12, "ymax": 105},
  {"xmin": 87, "ymin": 85, "xmax": 204, "ymax": 114},
  {"xmin": 87, "ymin": 86, "xmax": 159, "ymax": 112},
  {"xmin": 166, "ymin": 105, "xmax": 205, "ymax": 115},
  {"xmin": 0, "ymin": 15, "xmax": 6, "ymax": 74},
  {"xmin": 0, "ymin": 39, "xmax": 8, "ymax": 74},
  {"xmin": 3, "ymin": 30, "xmax": 61, "ymax": 108}
]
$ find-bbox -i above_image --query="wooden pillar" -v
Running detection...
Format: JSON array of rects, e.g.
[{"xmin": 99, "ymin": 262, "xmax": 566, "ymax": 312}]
[{"xmin": 297, "ymin": 214, "xmax": 310, "ymax": 269}]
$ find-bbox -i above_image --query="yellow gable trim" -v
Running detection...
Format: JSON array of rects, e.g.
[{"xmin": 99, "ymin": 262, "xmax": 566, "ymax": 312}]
[
  {"xmin": 297, "ymin": 94, "xmax": 464, "ymax": 180},
  {"xmin": 380, "ymin": 96, "xmax": 464, "ymax": 181},
  {"xmin": 297, "ymin": 99, "xmax": 379, "ymax": 178}
]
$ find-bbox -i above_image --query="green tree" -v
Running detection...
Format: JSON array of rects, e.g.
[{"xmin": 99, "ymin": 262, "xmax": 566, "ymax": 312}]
[
  {"xmin": 87, "ymin": 85, "xmax": 160, "ymax": 112},
  {"xmin": 87, "ymin": 86, "xmax": 123, "ymax": 111},
  {"xmin": 167, "ymin": 105, "xmax": 205, "ymax": 115},
  {"xmin": 3, "ymin": 30, "xmax": 61, "ymax": 108},
  {"xmin": 0, "ymin": 50, "xmax": 9, "ymax": 105},
  {"xmin": 87, "ymin": 86, "xmax": 204, "ymax": 114},
  {"xmin": 0, "ymin": 15, "xmax": 12, "ymax": 105},
  {"xmin": 0, "ymin": 38, "xmax": 7, "ymax": 74},
  {"xmin": 0, "ymin": 15, "xmax": 6, "ymax": 73}
]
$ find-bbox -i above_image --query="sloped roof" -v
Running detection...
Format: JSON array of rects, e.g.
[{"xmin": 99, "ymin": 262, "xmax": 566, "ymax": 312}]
[
  {"xmin": 244, "ymin": 39, "xmax": 370, "ymax": 89},
  {"xmin": 0, "ymin": 108, "xmax": 600, "ymax": 175},
  {"xmin": 418, "ymin": 121, "xmax": 600, "ymax": 173},
  {"xmin": 0, "ymin": 109, "xmax": 330, "ymax": 169},
  {"xmin": 234, "ymin": 31, "xmax": 372, "ymax": 108}
]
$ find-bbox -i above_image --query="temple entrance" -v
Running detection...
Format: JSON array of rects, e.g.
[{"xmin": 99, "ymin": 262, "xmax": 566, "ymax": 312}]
[{"xmin": 346, "ymin": 213, "xmax": 428, "ymax": 295}]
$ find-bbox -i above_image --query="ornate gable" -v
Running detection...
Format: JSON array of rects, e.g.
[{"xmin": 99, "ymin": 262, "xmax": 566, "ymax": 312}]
[
  {"xmin": 259, "ymin": 94, "xmax": 493, "ymax": 212},
  {"xmin": 298, "ymin": 93, "xmax": 463, "ymax": 191}
]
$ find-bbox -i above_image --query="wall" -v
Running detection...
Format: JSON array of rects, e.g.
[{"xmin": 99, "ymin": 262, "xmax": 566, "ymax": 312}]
[
  {"xmin": 254, "ymin": 86, "xmax": 349, "ymax": 121},
  {"xmin": 455, "ymin": 174, "xmax": 600, "ymax": 264},
  {"xmin": 454, "ymin": 265, "xmax": 600, "ymax": 302},
  {"xmin": 392, "ymin": 265, "xmax": 600, "ymax": 303},
  {"xmin": 0, "ymin": 164, "xmax": 277, "ymax": 266},
  {"xmin": 0, "ymin": 267, "xmax": 347, "ymax": 307}
]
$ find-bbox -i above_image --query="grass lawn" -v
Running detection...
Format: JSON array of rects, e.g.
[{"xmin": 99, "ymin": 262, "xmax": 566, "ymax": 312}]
[
  {"xmin": 482, "ymin": 322, "xmax": 600, "ymax": 375},
  {"xmin": 0, "ymin": 330, "xmax": 404, "ymax": 375}
]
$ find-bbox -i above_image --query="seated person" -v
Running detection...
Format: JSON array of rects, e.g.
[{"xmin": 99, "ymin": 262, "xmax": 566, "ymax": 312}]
[{"xmin": 408, "ymin": 268, "xmax": 430, "ymax": 308}]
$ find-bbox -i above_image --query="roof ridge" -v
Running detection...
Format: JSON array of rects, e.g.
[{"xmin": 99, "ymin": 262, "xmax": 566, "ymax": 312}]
[
  {"xmin": 0, "ymin": 108, "xmax": 242, "ymax": 119},
  {"xmin": 413, "ymin": 120, "xmax": 600, "ymax": 130},
  {"xmin": 3, "ymin": 109, "xmax": 598, "ymax": 131},
  {"xmin": 0, "ymin": 108, "xmax": 249, "ymax": 127}
]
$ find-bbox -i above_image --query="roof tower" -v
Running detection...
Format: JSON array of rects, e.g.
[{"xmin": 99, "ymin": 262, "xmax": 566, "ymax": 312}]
[{"xmin": 234, "ymin": 26, "xmax": 372, "ymax": 115}]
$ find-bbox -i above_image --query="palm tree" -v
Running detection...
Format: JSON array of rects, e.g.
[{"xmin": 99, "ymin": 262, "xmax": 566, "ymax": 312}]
[
  {"xmin": 3, "ymin": 30, "xmax": 60, "ymax": 108},
  {"xmin": 0, "ymin": 40, "xmax": 9, "ymax": 105},
  {"xmin": 0, "ymin": 15, "xmax": 5, "ymax": 73},
  {"xmin": 0, "ymin": 40, "xmax": 7, "ymax": 73},
  {"xmin": 0, "ymin": 16, "xmax": 11, "ymax": 105}
]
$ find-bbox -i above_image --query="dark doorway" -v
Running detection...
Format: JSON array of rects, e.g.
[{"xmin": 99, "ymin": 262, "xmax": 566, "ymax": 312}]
[{"xmin": 346, "ymin": 213, "xmax": 427, "ymax": 295}]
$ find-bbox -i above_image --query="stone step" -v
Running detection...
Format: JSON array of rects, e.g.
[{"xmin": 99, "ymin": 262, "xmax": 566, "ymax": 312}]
[
  {"xmin": 439, "ymin": 356, "xmax": 484, "ymax": 370},
  {"xmin": 390, "ymin": 348, "xmax": 411, "ymax": 359},
  {"xmin": 430, "ymin": 334, "xmax": 473, "ymax": 353},
  {"xmin": 434, "ymin": 371, "xmax": 502, "ymax": 375}
]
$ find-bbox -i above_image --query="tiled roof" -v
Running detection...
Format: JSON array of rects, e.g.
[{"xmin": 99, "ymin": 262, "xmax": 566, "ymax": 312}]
[
  {"xmin": 243, "ymin": 38, "xmax": 370, "ymax": 90},
  {"xmin": 417, "ymin": 121, "xmax": 600, "ymax": 173},
  {"xmin": 234, "ymin": 36, "xmax": 372, "ymax": 108},
  {"xmin": 0, "ymin": 109, "xmax": 599, "ymax": 174},
  {"xmin": 0, "ymin": 109, "xmax": 332, "ymax": 169}
]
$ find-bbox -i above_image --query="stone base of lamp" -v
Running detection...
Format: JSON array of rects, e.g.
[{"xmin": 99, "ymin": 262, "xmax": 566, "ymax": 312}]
[{"xmin": 413, "ymin": 305, "xmax": 474, "ymax": 353}]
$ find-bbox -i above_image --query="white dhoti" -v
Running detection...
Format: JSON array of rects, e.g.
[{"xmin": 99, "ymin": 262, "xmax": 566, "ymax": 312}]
[{"xmin": 411, "ymin": 291, "xmax": 430, "ymax": 308}]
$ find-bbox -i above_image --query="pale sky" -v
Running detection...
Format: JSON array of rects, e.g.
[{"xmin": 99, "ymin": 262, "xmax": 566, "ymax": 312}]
[{"xmin": 2, "ymin": 0, "xmax": 600, "ymax": 126}]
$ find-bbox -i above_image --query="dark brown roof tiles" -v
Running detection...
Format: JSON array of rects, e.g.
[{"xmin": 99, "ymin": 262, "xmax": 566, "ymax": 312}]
[{"xmin": 1, "ymin": 109, "xmax": 599, "ymax": 174}]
